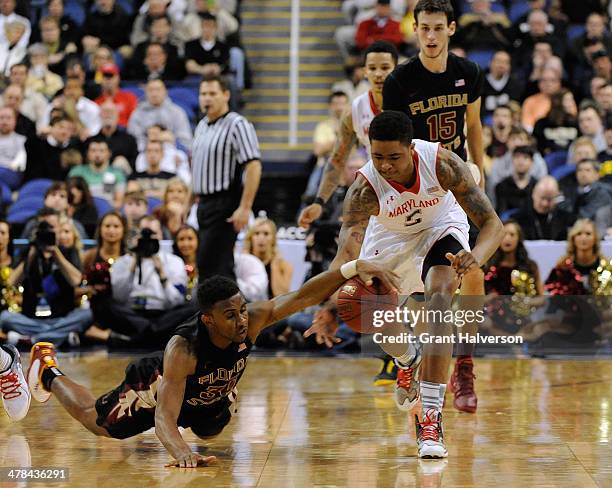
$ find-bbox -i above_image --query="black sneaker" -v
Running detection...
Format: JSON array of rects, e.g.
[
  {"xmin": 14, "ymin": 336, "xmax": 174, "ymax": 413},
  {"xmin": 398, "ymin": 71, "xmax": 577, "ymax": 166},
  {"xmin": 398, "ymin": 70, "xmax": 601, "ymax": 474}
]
[{"xmin": 373, "ymin": 355, "xmax": 397, "ymax": 386}]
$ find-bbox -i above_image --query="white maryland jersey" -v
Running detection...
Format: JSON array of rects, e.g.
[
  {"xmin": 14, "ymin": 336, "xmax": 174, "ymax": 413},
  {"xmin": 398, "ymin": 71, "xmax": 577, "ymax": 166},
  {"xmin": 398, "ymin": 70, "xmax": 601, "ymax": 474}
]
[
  {"xmin": 358, "ymin": 139, "xmax": 469, "ymax": 236},
  {"xmin": 351, "ymin": 90, "xmax": 379, "ymax": 151}
]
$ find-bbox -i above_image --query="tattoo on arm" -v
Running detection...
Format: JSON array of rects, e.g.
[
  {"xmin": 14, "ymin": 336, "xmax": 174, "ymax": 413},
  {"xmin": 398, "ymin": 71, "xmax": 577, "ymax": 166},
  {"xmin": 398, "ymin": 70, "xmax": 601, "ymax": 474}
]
[
  {"xmin": 436, "ymin": 148, "xmax": 495, "ymax": 228},
  {"xmin": 318, "ymin": 114, "xmax": 356, "ymax": 202}
]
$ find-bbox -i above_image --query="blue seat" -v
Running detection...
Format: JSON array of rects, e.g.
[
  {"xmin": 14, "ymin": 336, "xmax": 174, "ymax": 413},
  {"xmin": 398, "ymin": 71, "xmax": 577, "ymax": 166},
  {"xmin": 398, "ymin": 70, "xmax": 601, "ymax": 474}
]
[
  {"xmin": 567, "ymin": 24, "xmax": 586, "ymax": 41},
  {"xmin": 93, "ymin": 197, "xmax": 113, "ymax": 216},
  {"xmin": 168, "ymin": 87, "xmax": 199, "ymax": 111},
  {"xmin": 0, "ymin": 167, "xmax": 23, "ymax": 191},
  {"xmin": 7, "ymin": 196, "xmax": 44, "ymax": 223},
  {"xmin": 499, "ymin": 208, "xmax": 519, "ymax": 222},
  {"xmin": 508, "ymin": 1, "xmax": 529, "ymax": 22},
  {"xmin": 7, "ymin": 208, "xmax": 39, "ymax": 225},
  {"xmin": 467, "ymin": 49, "xmax": 494, "ymax": 70},
  {"xmin": 0, "ymin": 181, "xmax": 12, "ymax": 206},
  {"xmin": 122, "ymin": 86, "xmax": 145, "ymax": 100},
  {"xmin": 64, "ymin": 0, "xmax": 85, "ymax": 26},
  {"xmin": 544, "ymin": 150, "xmax": 568, "ymax": 172},
  {"xmin": 18, "ymin": 179, "xmax": 53, "ymax": 199},
  {"xmin": 147, "ymin": 196, "xmax": 161, "ymax": 212},
  {"xmin": 551, "ymin": 164, "xmax": 576, "ymax": 180}
]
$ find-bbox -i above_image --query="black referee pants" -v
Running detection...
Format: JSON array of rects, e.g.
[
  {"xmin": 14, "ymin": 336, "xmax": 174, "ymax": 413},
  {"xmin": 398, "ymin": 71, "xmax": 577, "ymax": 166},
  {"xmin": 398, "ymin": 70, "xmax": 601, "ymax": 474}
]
[{"xmin": 197, "ymin": 192, "xmax": 239, "ymax": 281}]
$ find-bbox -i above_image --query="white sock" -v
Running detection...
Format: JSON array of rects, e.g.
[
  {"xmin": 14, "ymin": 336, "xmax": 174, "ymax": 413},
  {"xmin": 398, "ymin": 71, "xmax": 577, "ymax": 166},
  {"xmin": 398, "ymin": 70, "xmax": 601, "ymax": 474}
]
[
  {"xmin": 394, "ymin": 341, "xmax": 421, "ymax": 369},
  {"xmin": 0, "ymin": 346, "xmax": 13, "ymax": 373},
  {"xmin": 420, "ymin": 381, "xmax": 446, "ymax": 415}
]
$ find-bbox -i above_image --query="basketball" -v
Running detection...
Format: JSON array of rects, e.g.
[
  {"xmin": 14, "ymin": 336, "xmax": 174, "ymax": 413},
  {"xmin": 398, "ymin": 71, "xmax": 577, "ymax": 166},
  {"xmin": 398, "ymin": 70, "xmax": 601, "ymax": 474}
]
[{"xmin": 337, "ymin": 277, "xmax": 398, "ymax": 334}]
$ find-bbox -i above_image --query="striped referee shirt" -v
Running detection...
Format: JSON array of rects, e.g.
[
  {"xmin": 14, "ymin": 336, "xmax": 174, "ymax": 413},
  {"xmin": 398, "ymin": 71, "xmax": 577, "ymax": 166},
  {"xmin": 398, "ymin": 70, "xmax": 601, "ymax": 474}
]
[{"xmin": 191, "ymin": 111, "xmax": 261, "ymax": 195}]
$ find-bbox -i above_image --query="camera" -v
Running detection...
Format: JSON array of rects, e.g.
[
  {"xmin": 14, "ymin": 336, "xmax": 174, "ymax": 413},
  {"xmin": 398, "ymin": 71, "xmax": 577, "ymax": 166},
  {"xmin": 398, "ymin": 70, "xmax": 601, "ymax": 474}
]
[
  {"xmin": 34, "ymin": 221, "xmax": 56, "ymax": 251},
  {"xmin": 131, "ymin": 228, "xmax": 160, "ymax": 258}
]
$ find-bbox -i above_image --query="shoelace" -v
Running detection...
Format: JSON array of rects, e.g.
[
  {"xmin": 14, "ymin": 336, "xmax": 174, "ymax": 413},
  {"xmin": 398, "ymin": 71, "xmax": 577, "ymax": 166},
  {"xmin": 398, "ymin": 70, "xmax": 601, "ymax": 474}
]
[
  {"xmin": 0, "ymin": 371, "xmax": 23, "ymax": 400},
  {"xmin": 397, "ymin": 367, "xmax": 413, "ymax": 389},
  {"xmin": 453, "ymin": 359, "xmax": 475, "ymax": 397},
  {"xmin": 418, "ymin": 411, "xmax": 440, "ymax": 442}
]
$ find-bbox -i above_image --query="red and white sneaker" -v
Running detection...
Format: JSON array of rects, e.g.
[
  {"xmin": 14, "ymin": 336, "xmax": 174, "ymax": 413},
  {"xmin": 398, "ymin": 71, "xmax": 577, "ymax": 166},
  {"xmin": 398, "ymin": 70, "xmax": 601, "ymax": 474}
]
[
  {"xmin": 415, "ymin": 410, "xmax": 448, "ymax": 459},
  {"xmin": 0, "ymin": 345, "xmax": 31, "ymax": 421},
  {"xmin": 448, "ymin": 356, "xmax": 477, "ymax": 413},
  {"xmin": 26, "ymin": 342, "xmax": 59, "ymax": 403},
  {"xmin": 394, "ymin": 354, "xmax": 421, "ymax": 411}
]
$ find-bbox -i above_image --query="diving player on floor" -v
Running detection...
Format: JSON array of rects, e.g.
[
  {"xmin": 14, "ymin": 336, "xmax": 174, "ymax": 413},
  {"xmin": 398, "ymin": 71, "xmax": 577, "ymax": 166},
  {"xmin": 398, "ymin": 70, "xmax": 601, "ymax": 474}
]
[
  {"xmin": 306, "ymin": 111, "xmax": 502, "ymax": 458},
  {"xmin": 24, "ymin": 262, "xmax": 399, "ymax": 468}
]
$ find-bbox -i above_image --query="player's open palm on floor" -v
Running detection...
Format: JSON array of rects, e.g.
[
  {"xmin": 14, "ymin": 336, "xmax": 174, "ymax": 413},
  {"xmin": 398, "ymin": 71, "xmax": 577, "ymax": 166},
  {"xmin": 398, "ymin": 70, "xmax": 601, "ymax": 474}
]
[{"xmin": 166, "ymin": 452, "xmax": 217, "ymax": 468}]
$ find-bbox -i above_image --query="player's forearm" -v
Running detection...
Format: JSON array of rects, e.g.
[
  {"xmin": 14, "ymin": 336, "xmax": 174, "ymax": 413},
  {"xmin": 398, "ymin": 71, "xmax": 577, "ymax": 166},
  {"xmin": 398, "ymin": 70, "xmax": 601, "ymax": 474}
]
[
  {"xmin": 155, "ymin": 414, "xmax": 192, "ymax": 459},
  {"xmin": 467, "ymin": 123, "xmax": 485, "ymax": 189},
  {"xmin": 316, "ymin": 161, "xmax": 343, "ymax": 202},
  {"xmin": 471, "ymin": 216, "xmax": 503, "ymax": 267},
  {"xmin": 239, "ymin": 160, "xmax": 262, "ymax": 210}
]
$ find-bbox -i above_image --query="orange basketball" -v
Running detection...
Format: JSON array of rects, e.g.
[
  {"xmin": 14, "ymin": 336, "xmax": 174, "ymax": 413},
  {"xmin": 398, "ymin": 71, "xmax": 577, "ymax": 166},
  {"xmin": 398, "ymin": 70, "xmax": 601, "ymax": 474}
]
[{"xmin": 337, "ymin": 277, "xmax": 398, "ymax": 334}]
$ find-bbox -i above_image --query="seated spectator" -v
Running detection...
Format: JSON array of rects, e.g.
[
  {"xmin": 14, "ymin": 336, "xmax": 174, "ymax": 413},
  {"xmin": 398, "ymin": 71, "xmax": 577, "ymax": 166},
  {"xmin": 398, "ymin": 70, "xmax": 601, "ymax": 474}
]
[
  {"xmin": 495, "ymin": 146, "xmax": 538, "ymax": 215},
  {"xmin": 514, "ymin": 176, "xmax": 573, "ymax": 240},
  {"xmin": 487, "ymin": 104, "xmax": 514, "ymax": 158},
  {"xmin": 122, "ymin": 190, "xmax": 149, "ymax": 246},
  {"xmin": 594, "ymin": 82, "xmax": 612, "ymax": 113},
  {"xmin": 94, "ymin": 64, "xmax": 138, "ymax": 128},
  {"xmin": 68, "ymin": 136, "xmax": 126, "ymax": 209},
  {"xmin": 67, "ymin": 176, "xmax": 98, "ymax": 238},
  {"xmin": 0, "ymin": 208, "xmax": 91, "ymax": 347},
  {"xmin": 455, "ymin": 0, "xmax": 511, "ymax": 51},
  {"xmin": 565, "ymin": 159, "xmax": 612, "ymax": 222},
  {"xmin": 180, "ymin": 0, "xmax": 239, "ymax": 45},
  {"xmin": 64, "ymin": 56, "xmax": 100, "ymax": 101},
  {"xmin": 0, "ymin": 21, "xmax": 26, "ymax": 76},
  {"xmin": 521, "ymin": 67, "xmax": 562, "ymax": 133},
  {"xmin": 81, "ymin": 0, "xmax": 131, "ymax": 56},
  {"xmin": 134, "ymin": 124, "xmax": 190, "ymax": 183},
  {"xmin": 354, "ymin": 0, "xmax": 401, "ymax": 54},
  {"xmin": 128, "ymin": 41, "xmax": 184, "ymax": 82},
  {"xmin": 185, "ymin": 13, "xmax": 230, "ymax": 78},
  {"xmin": 153, "ymin": 177, "xmax": 192, "ymax": 237},
  {"xmin": 532, "ymin": 89, "xmax": 578, "ymax": 155},
  {"xmin": 24, "ymin": 114, "xmax": 78, "ymax": 181},
  {"xmin": 7, "ymin": 63, "xmax": 47, "ymax": 129},
  {"xmin": 58, "ymin": 215, "xmax": 83, "ymax": 260},
  {"xmin": 93, "ymin": 101, "xmax": 138, "ymax": 174},
  {"xmin": 558, "ymin": 136, "xmax": 600, "ymax": 203},
  {"xmin": 172, "ymin": 224, "xmax": 199, "ymax": 301},
  {"xmin": 127, "ymin": 79, "xmax": 192, "ymax": 151},
  {"xmin": 0, "ymin": 0, "xmax": 30, "ymax": 49},
  {"xmin": 234, "ymin": 250, "xmax": 268, "ymax": 302},
  {"xmin": 0, "ymin": 220, "xmax": 12, "ymax": 269},
  {"xmin": 521, "ymin": 40, "xmax": 557, "ymax": 98},
  {"xmin": 38, "ymin": 16, "xmax": 77, "ymax": 76},
  {"xmin": 130, "ymin": 0, "xmax": 182, "ymax": 48},
  {"xmin": 331, "ymin": 63, "xmax": 370, "ymax": 102},
  {"xmin": 481, "ymin": 50, "xmax": 524, "ymax": 119},
  {"xmin": 2, "ymin": 84, "xmax": 35, "ymax": 139},
  {"xmin": 591, "ymin": 49, "xmax": 612, "ymax": 82},
  {"xmin": 25, "ymin": 43, "xmax": 63, "ymax": 99},
  {"xmin": 84, "ymin": 45, "xmax": 113, "ymax": 88},
  {"xmin": 43, "ymin": 0, "xmax": 81, "ymax": 46},
  {"xmin": 0, "ymin": 106, "xmax": 26, "ymax": 172},
  {"xmin": 243, "ymin": 217, "xmax": 293, "ymax": 299},
  {"xmin": 567, "ymin": 104, "xmax": 606, "ymax": 163},
  {"xmin": 594, "ymin": 205, "xmax": 612, "ymax": 240},
  {"xmin": 129, "ymin": 140, "xmax": 175, "ymax": 199},
  {"xmin": 0, "ymin": 220, "xmax": 17, "ymax": 316}
]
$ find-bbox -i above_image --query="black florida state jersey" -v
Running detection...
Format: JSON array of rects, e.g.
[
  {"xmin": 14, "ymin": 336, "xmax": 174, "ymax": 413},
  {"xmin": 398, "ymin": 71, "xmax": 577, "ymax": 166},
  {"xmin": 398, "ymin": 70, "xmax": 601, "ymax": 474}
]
[{"xmin": 383, "ymin": 53, "xmax": 484, "ymax": 160}]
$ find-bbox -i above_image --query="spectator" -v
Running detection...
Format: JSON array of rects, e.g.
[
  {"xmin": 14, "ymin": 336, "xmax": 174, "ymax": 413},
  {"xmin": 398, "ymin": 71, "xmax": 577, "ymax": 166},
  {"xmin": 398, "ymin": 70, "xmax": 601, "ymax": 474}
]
[
  {"xmin": 152, "ymin": 177, "xmax": 192, "ymax": 238},
  {"xmin": 243, "ymin": 217, "xmax": 293, "ymax": 298},
  {"xmin": 567, "ymin": 105, "xmax": 606, "ymax": 163},
  {"xmin": 494, "ymin": 145, "xmax": 538, "ymax": 215},
  {"xmin": 0, "ymin": 219, "xmax": 12, "ymax": 270},
  {"xmin": 127, "ymin": 79, "xmax": 193, "ymax": 151},
  {"xmin": 93, "ymin": 101, "xmax": 139, "ymax": 173},
  {"xmin": 66, "ymin": 176, "xmax": 98, "ymax": 238},
  {"xmin": 568, "ymin": 12, "xmax": 612, "ymax": 80},
  {"xmin": 341, "ymin": 0, "xmax": 404, "ymax": 24},
  {"xmin": 130, "ymin": 0, "xmax": 181, "ymax": 47},
  {"xmin": 0, "ymin": 0, "xmax": 30, "ymax": 50},
  {"xmin": 8, "ymin": 63, "xmax": 47, "ymax": 128},
  {"xmin": 128, "ymin": 40, "xmax": 184, "ymax": 82},
  {"xmin": 510, "ymin": 0, "xmax": 565, "ymax": 42},
  {"xmin": 185, "ymin": 13, "xmax": 230, "ymax": 78},
  {"xmin": 172, "ymin": 224, "xmax": 199, "ymax": 301},
  {"xmin": 487, "ymin": 104, "xmax": 514, "ymax": 158},
  {"xmin": 512, "ymin": 9, "xmax": 565, "ymax": 74},
  {"xmin": 122, "ymin": 190, "xmax": 149, "ymax": 246},
  {"xmin": 355, "ymin": 0, "xmax": 402, "ymax": 53},
  {"xmin": 81, "ymin": 0, "xmax": 132, "ymax": 55},
  {"xmin": 180, "ymin": 0, "xmax": 239, "ymax": 45},
  {"xmin": 598, "ymin": 112, "xmax": 612, "ymax": 182},
  {"xmin": 594, "ymin": 205, "xmax": 612, "ymax": 240},
  {"xmin": 2, "ymin": 84, "xmax": 36, "ymax": 139},
  {"xmin": 25, "ymin": 43, "xmax": 63, "ymax": 99},
  {"xmin": 38, "ymin": 16, "xmax": 77, "ymax": 76},
  {"xmin": 522, "ymin": 40, "xmax": 558, "ymax": 98},
  {"xmin": 43, "ymin": 0, "xmax": 81, "ymax": 46},
  {"xmin": 85, "ymin": 45, "xmax": 113, "ymax": 87},
  {"xmin": 24, "ymin": 114, "xmax": 77, "ymax": 181},
  {"xmin": 65, "ymin": 56, "xmax": 100, "ymax": 101},
  {"xmin": 234, "ymin": 250, "xmax": 268, "ymax": 302},
  {"xmin": 514, "ymin": 176, "xmax": 573, "ymax": 240},
  {"xmin": 481, "ymin": 50, "xmax": 524, "ymax": 119},
  {"xmin": 0, "ymin": 21, "xmax": 26, "ymax": 76},
  {"xmin": 0, "ymin": 106, "xmax": 26, "ymax": 172},
  {"xmin": 594, "ymin": 82, "xmax": 612, "ymax": 113},
  {"xmin": 0, "ymin": 208, "xmax": 90, "ymax": 347},
  {"xmin": 94, "ymin": 63, "xmax": 138, "ymax": 128},
  {"xmin": 565, "ymin": 159, "xmax": 612, "ymax": 222},
  {"xmin": 68, "ymin": 136, "xmax": 126, "ymax": 209},
  {"xmin": 331, "ymin": 63, "xmax": 369, "ymax": 102},
  {"xmin": 134, "ymin": 124, "xmax": 191, "ymax": 183},
  {"xmin": 455, "ymin": 0, "xmax": 510, "ymax": 51},
  {"xmin": 58, "ymin": 215, "xmax": 82, "ymax": 257},
  {"xmin": 532, "ymin": 89, "xmax": 578, "ymax": 155},
  {"xmin": 521, "ymin": 67, "xmax": 562, "ymax": 133},
  {"xmin": 591, "ymin": 49, "xmax": 612, "ymax": 82},
  {"xmin": 129, "ymin": 140, "xmax": 175, "ymax": 199}
]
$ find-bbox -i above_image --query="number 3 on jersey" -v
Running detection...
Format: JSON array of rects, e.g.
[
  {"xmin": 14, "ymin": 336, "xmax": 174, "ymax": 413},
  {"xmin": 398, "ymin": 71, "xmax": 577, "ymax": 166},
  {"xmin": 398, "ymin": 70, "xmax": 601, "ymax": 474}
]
[
  {"xmin": 426, "ymin": 111, "xmax": 457, "ymax": 140},
  {"xmin": 405, "ymin": 209, "xmax": 422, "ymax": 227}
]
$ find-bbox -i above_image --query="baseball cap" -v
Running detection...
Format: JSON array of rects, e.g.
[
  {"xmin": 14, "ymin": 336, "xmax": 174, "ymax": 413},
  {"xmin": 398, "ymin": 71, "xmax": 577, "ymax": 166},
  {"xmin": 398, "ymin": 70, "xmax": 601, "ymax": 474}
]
[{"xmin": 100, "ymin": 63, "xmax": 119, "ymax": 76}]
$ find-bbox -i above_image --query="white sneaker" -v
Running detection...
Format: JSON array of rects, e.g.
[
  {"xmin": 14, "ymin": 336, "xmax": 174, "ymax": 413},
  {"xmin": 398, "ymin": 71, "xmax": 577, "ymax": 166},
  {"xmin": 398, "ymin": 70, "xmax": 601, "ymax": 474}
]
[
  {"xmin": 415, "ymin": 411, "xmax": 448, "ymax": 459},
  {"xmin": 0, "ymin": 345, "xmax": 31, "ymax": 421}
]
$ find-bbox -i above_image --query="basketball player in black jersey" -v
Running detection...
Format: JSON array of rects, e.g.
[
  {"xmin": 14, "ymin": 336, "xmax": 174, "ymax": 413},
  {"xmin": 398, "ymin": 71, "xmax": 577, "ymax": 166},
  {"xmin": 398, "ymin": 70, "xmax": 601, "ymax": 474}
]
[
  {"xmin": 382, "ymin": 0, "xmax": 485, "ymax": 413},
  {"xmin": 25, "ymin": 262, "xmax": 399, "ymax": 468}
]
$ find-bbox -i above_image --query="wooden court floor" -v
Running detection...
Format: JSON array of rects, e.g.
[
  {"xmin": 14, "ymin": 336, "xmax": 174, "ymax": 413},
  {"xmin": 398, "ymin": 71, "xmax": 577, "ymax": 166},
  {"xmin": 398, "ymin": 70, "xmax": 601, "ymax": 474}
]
[{"xmin": 1, "ymin": 355, "xmax": 611, "ymax": 488}]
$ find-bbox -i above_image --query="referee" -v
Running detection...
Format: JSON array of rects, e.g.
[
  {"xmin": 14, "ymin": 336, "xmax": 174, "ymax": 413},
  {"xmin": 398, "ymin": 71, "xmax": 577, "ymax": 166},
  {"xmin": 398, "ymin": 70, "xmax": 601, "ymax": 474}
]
[{"xmin": 192, "ymin": 75, "xmax": 262, "ymax": 280}]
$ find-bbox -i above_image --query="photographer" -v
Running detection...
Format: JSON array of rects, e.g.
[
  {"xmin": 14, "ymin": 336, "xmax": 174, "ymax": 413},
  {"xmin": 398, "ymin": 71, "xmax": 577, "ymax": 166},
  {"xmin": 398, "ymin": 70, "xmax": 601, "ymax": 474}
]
[
  {"xmin": 0, "ymin": 208, "xmax": 91, "ymax": 347},
  {"xmin": 94, "ymin": 215, "xmax": 194, "ymax": 347}
]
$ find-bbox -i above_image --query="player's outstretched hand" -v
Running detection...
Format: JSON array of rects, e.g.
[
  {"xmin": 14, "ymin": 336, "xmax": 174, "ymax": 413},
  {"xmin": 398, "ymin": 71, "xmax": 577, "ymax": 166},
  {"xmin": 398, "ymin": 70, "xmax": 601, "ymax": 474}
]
[
  {"xmin": 445, "ymin": 251, "xmax": 479, "ymax": 277},
  {"xmin": 298, "ymin": 203, "xmax": 323, "ymax": 229},
  {"xmin": 304, "ymin": 308, "xmax": 340, "ymax": 348},
  {"xmin": 166, "ymin": 452, "xmax": 217, "ymax": 468},
  {"xmin": 356, "ymin": 260, "xmax": 401, "ymax": 293}
]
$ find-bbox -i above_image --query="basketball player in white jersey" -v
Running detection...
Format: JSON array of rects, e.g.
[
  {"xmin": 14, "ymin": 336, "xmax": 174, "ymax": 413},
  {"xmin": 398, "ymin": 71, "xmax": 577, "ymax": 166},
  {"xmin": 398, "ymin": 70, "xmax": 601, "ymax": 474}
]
[{"xmin": 306, "ymin": 111, "xmax": 502, "ymax": 458}]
